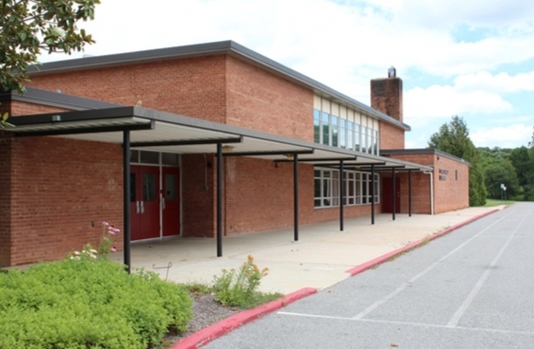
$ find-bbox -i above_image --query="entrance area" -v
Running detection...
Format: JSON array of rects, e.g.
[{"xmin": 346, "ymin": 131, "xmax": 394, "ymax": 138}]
[
  {"xmin": 382, "ymin": 177, "xmax": 401, "ymax": 213},
  {"xmin": 129, "ymin": 160, "xmax": 180, "ymax": 240}
]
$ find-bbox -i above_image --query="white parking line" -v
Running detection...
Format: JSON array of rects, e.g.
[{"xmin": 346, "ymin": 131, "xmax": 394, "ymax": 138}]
[
  {"xmin": 351, "ymin": 210, "xmax": 512, "ymax": 320},
  {"xmin": 446, "ymin": 213, "xmax": 528, "ymax": 328},
  {"xmin": 277, "ymin": 311, "xmax": 534, "ymax": 336}
]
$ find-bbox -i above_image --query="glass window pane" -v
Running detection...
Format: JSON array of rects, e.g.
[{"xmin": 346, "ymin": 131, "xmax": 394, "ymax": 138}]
[
  {"xmin": 143, "ymin": 173, "xmax": 157, "ymax": 201},
  {"xmin": 130, "ymin": 150, "xmax": 140, "ymax": 163},
  {"xmin": 354, "ymin": 125, "xmax": 360, "ymax": 151},
  {"xmin": 130, "ymin": 173, "xmax": 136, "ymax": 202},
  {"xmin": 140, "ymin": 151, "xmax": 159, "ymax": 164},
  {"xmin": 164, "ymin": 174, "xmax": 177, "ymax": 201},
  {"xmin": 314, "ymin": 178, "xmax": 321, "ymax": 198},
  {"xmin": 162, "ymin": 153, "xmax": 179, "ymax": 166},
  {"xmin": 339, "ymin": 119, "xmax": 346, "ymax": 148},
  {"xmin": 347, "ymin": 122, "xmax": 353, "ymax": 151},
  {"xmin": 322, "ymin": 112, "xmax": 330, "ymax": 145},
  {"xmin": 331, "ymin": 116, "xmax": 338, "ymax": 147},
  {"xmin": 314, "ymin": 109, "xmax": 321, "ymax": 144}
]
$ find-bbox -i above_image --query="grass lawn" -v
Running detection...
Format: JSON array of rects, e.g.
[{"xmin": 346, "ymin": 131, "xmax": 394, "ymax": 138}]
[{"xmin": 483, "ymin": 199, "xmax": 514, "ymax": 207}]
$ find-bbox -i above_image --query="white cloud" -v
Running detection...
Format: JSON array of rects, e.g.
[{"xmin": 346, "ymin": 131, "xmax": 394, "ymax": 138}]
[
  {"xmin": 454, "ymin": 71, "xmax": 534, "ymax": 93},
  {"xmin": 405, "ymin": 85, "xmax": 513, "ymax": 120},
  {"xmin": 471, "ymin": 123, "xmax": 533, "ymax": 148},
  {"xmin": 35, "ymin": 0, "xmax": 534, "ymax": 149}
]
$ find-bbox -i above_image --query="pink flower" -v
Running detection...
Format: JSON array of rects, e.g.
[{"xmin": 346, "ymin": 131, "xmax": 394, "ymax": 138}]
[
  {"xmin": 102, "ymin": 221, "xmax": 109, "ymax": 226},
  {"xmin": 108, "ymin": 227, "xmax": 120, "ymax": 235},
  {"xmin": 110, "ymin": 247, "xmax": 117, "ymax": 253}
]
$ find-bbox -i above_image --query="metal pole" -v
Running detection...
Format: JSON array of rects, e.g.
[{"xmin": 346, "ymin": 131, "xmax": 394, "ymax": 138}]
[
  {"xmin": 216, "ymin": 143, "xmax": 223, "ymax": 257},
  {"xmin": 123, "ymin": 130, "xmax": 131, "ymax": 274},
  {"xmin": 392, "ymin": 168, "xmax": 396, "ymax": 221},
  {"xmin": 339, "ymin": 160, "xmax": 344, "ymax": 231},
  {"xmin": 294, "ymin": 153, "xmax": 299, "ymax": 241},
  {"xmin": 408, "ymin": 170, "xmax": 412, "ymax": 217},
  {"xmin": 371, "ymin": 165, "xmax": 375, "ymax": 225}
]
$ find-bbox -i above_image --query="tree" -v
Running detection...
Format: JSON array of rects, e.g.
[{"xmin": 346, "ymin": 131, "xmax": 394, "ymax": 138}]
[
  {"xmin": 1, "ymin": 0, "xmax": 100, "ymax": 94},
  {"xmin": 428, "ymin": 116, "xmax": 487, "ymax": 206},
  {"xmin": 484, "ymin": 159, "xmax": 520, "ymax": 199}
]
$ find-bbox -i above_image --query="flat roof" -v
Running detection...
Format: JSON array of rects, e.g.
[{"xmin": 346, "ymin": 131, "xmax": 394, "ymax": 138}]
[
  {"xmin": 381, "ymin": 148, "xmax": 470, "ymax": 165},
  {"xmin": 27, "ymin": 40, "xmax": 411, "ymax": 132}
]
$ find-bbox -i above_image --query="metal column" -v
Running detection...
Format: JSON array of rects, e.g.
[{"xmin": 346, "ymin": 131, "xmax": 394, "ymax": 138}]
[
  {"xmin": 371, "ymin": 165, "xmax": 375, "ymax": 225},
  {"xmin": 392, "ymin": 168, "xmax": 396, "ymax": 221},
  {"xmin": 408, "ymin": 170, "xmax": 412, "ymax": 217},
  {"xmin": 123, "ymin": 130, "xmax": 131, "ymax": 274},
  {"xmin": 293, "ymin": 154, "xmax": 299, "ymax": 241},
  {"xmin": 216, "ymin": 143, "xmax": 223, "ymax": 257},
  {"xmin": 339, "ymin": 160, "xmax": 344, "ymax": 231}
]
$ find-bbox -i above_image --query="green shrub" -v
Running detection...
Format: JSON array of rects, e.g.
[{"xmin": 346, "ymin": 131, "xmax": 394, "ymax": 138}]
[{"xmin": 0, "ymin": 256, "xmax": 192, "ymax": 349}]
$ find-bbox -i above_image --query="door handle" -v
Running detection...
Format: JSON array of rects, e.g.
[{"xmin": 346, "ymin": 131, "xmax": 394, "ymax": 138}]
[
  {"xmin": 162, "ymin": 198, "xmax": 166, "ymax": 210},
  {"xmin": 136, "ymin": 201, "xmax": 140, "ymax": 214},
  {"xmin": 141, "ymin": 201, "xmax": 145, "ymax": 214}
]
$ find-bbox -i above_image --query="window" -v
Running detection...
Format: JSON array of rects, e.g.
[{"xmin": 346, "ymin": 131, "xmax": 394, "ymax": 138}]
[
  {"xmin": 322, "ymin": 112, "xmax": 330, "ymax": 145},
  {"xmin": 312, "ymin": 97, "xmax": 380, "ymax": 154},
  {"xmin": 331, "ymin": 116, "xmax": 339, "ymax": 147},
  {"xmin": 313, "ymin": 109, "xmax": 321, "ymax": 143},
  {"xmin": 314, "ymin": 168, "xmax": 380, "ymax": 208}
]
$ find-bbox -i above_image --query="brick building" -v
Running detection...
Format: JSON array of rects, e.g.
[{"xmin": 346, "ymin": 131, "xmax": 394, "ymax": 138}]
[{"xmin": 0, "ymin": 41, "xmax": 469, "ymax": 268}]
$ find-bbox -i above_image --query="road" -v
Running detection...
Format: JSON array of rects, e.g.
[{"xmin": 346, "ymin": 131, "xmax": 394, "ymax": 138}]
[{"xmin": 204, "ymin": 203, "xmax": 534, "ymax": 348}]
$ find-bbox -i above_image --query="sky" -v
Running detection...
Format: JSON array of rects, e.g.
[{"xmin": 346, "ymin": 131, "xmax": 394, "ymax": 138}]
[{"xmin": 39, "ymin": 0, "xmax": 534, "ymax": 149}]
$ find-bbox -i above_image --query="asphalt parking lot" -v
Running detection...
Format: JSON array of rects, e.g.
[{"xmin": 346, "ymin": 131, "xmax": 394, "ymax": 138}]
[{"xmin": 203, "ymin": 203, "xmax": 534, "ymax": 348}]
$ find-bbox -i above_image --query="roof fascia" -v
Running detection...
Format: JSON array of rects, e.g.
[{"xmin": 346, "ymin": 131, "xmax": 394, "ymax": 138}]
[
  {"xmin": 6, "ymin": 87, "xmax": 122, "ymax": 111},
  {"xmin": 381, "ymin": 148, "xmax": 470, "ymax": 165}
]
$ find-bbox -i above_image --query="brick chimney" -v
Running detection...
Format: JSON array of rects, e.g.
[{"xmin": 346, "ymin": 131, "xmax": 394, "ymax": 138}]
[{"xmin": 370, "ymin": 67, "xmax": 403, "ymax": 122}]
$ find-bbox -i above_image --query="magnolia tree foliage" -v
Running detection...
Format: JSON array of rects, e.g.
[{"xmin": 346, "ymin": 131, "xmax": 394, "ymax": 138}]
[
  {"xmin": 0, "ymin": 0, "xmax": 100, "ymax": 94},
  {"xmin": 428, "ymin": 116, "xmax": 487, "ymax": 206}
]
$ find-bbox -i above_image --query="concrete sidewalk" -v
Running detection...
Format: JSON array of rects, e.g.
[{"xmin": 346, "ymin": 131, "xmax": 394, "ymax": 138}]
[{"xmin": 117, "ymin": 206, "xmax": 505, "ymax": 295}]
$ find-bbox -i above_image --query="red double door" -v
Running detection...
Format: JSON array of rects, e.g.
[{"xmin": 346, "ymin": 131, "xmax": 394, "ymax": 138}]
[{"xmin": 130, "ymin": 165, "xmax": 180, "ymax": 240}]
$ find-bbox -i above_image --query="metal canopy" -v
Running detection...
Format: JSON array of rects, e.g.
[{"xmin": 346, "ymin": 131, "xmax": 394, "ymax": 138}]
[
  {"xmin": 8, "ymin": 106, "xmax": 433, "ymax": 171},
  {"xmin": 7, "ymin": 106, "xmax": 433, "ymax": 270}
]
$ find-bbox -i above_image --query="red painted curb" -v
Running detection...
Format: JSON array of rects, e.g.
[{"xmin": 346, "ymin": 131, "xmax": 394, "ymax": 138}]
[
  {"xmin": 172, "ymin": 287, "xmax": 317, "ymax": 349},
  {"xmin": 346, "ymin": 208, "xmax": 500, "ymax": 277}
]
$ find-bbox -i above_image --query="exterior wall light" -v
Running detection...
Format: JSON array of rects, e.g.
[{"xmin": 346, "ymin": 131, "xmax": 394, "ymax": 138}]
[{"xmin": 222, "ymin": 145, "xmax": 234, "ymax": 153}]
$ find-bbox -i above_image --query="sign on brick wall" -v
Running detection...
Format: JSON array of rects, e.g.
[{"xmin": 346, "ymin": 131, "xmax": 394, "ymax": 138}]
[{"xmin": 439, "ymin": 168, "xmax": 449, "ymax": 181}]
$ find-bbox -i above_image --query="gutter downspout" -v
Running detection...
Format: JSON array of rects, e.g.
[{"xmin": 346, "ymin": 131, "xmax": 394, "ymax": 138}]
[{"xmin": 423, "ymin": 170, "xmax": 434, "ymax": 215}]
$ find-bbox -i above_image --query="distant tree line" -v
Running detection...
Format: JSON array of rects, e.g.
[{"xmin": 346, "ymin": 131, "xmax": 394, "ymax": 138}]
[
  {"xmin": 478, "ymin": 145, "xmax": 534, "ymax": 201},
  {"xmin": 428, "ymin": 117, "xmax": 534, "ymax": 205}
]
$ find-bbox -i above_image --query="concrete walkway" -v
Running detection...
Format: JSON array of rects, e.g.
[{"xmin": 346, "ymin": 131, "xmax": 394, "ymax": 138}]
[{"xmin": 114, "ymin": 206, "xmax": 505, "ymax": 295}]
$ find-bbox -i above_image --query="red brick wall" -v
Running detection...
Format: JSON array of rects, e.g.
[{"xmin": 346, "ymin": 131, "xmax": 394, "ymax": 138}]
[
  {"xmin": 0, "ymin": 134, "xmax": 12, "ymax": 266},
  {"xmin": 382, "ymin": 152, "xmax": 469, "ymax": 214},
  {"xmin": 224, "ymin": 157, "xmax": 297, "ymax": 234},
  {"xmin": 28, "ymin": 56, "xmax": 228, "ymax": 123},
  {"xmin": 181, "ymin": 154, "xmax": 216, "ymax": 237},
  {"xmin": 10, "ymin": 101, "xmax": 68, "ymax": 116},
  {"xmin": 433, "ymin": 155, "xmax": 469, "ymax": 213},
  {"xmin": 226, "ymin": 57, "xmax": 313, "ymax": 141},
  {"xmin": 379, "ymin": 121, "xmax": 405, "ymax": 149},
  {"xmin": 223, "ymin": 157, "xmax": 383, "ymax": 234},
  {"xmin": 8, "ymin": 137, "xmax": 123, "ymax": 266}
]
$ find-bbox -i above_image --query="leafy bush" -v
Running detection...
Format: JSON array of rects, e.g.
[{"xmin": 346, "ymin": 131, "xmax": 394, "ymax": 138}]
[
  {"xmin": 0, "ymin": 256, "xmax": 192, "ymax": 349},
  {"xmin": 212, "ymin": 255, "xmax": 281, "ymax": 308}
]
